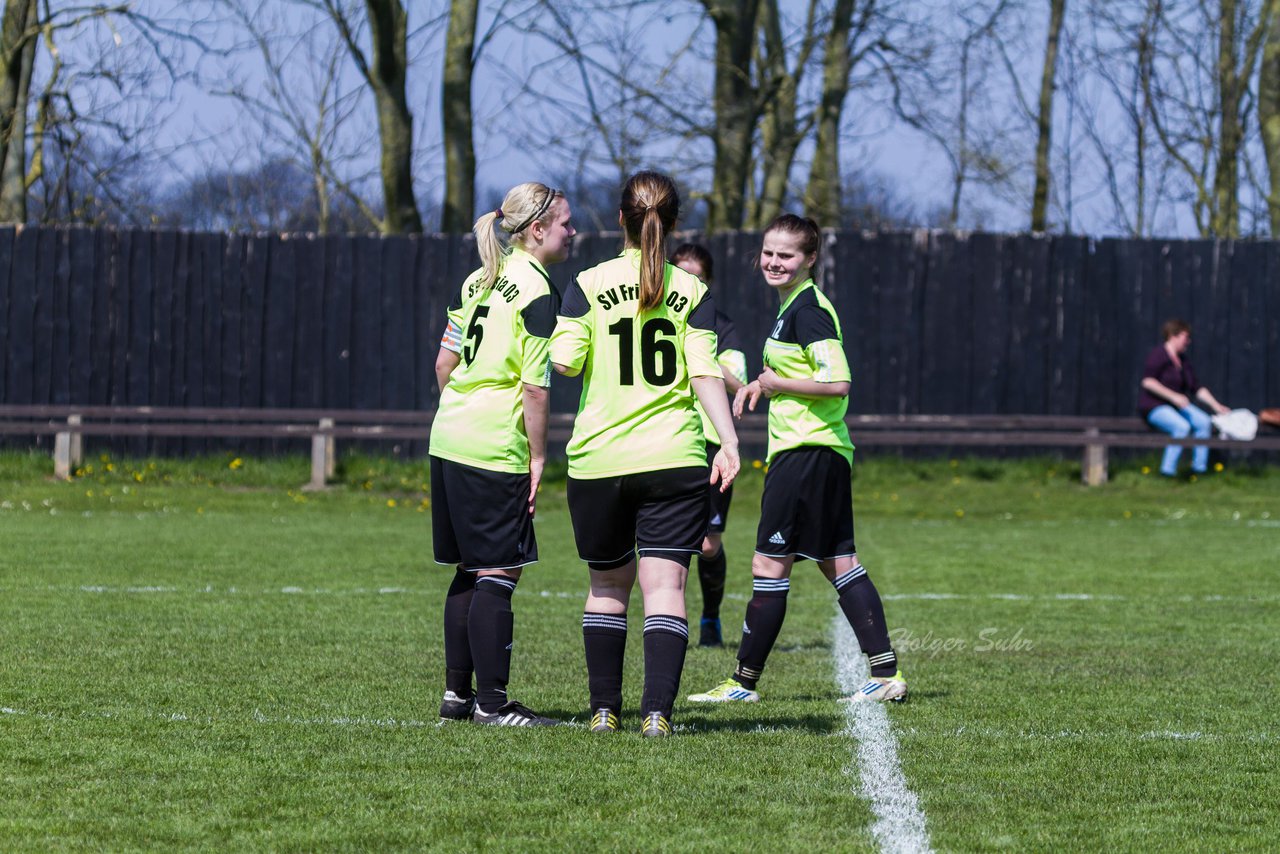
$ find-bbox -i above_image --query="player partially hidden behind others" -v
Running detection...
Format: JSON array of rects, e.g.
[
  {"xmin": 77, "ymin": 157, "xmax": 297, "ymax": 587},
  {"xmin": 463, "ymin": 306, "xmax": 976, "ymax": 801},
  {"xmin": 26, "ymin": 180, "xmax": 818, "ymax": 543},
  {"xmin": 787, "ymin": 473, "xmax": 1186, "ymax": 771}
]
[
  {"xmin": 551, "ymin": 171, "xmax": 740, "ymax": 737},
  {"xmin": 689, "ymin": 214, "xmax": 906, "ymax": 706},
  {"xmin": 669, "ymin": 243, "xmax": 748, "ymax": 647},
  {"xmin": 430, "ymin": 182, "xmax": 574, "ymax": 726}
]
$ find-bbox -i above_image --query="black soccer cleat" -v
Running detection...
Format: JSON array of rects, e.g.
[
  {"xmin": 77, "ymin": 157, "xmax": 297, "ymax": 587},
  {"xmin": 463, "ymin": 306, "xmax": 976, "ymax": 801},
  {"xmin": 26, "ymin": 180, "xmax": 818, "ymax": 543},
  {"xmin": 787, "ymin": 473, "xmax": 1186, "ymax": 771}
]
[
  {"xmin": 439, "ymin": 690, "xmax": 476, "ymax": 722},
  {"xmin": 472, "ymin": 700, "xmax": 561, "ymax": 727}
]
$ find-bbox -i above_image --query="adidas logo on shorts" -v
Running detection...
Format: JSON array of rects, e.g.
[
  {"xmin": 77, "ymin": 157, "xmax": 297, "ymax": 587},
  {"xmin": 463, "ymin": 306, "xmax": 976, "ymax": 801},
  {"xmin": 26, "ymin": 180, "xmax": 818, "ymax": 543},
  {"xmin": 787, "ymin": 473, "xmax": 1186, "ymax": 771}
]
[{"xmin": 769, "ymin": 531, "xmax": 785, "ymax": 545}]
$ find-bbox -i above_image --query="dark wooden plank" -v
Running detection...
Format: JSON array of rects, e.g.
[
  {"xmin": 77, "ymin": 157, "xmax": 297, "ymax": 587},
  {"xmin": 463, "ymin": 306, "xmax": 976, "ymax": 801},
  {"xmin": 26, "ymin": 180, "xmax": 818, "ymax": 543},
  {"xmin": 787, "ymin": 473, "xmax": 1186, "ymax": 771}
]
[
  {"xmin": 1225, "ymin": 240, "xmax": 1266, "ymax": 408},
  {"xmin": 240, "ymin": 234, "xmax": 270, "ymax": 410},
  {"xmin": 108, "ymin": 230, "xmax": 131, "ymax": 406},
  {"xmin": 127, "ymin": 230, "xmax": 153, "ymax": 408},
  {"xmin": 201, "ymin": 233, "xmax": 225, "ymax": 409},
  {"xmin": 1267, "ymin": 243, "xmax": 1280, "ymax": 411},
  {"xmin": 292, "ymin": 233, "xmax": 323, "ymax": 408},
  {"xmin": 47, "ymin": 229, "xmax": 73, "ymax": 404},
  {"xmin": 150, "ymin": 231, "xmax": 177, "ymax": 408},
  {"xmin": 380, "ymin": 234, "xmax": 415, "ymax": 411},
  {"xmin": 1005, "ymin": 234, "xmax": 1050, "ymax": 413},
  {"xmin": 875, "ymin": 232, "xmax": 915, "ymax": 415},
  {"xmin": 922, "ymin": 231, "xmax": 971, "ymax": 413},
  {"xmin": 220, "ymin": 235, "xmax": 245, "ymax": 411},
  {"xmin": 839, "ymin": 231, "xmax": 880, "ymax": 415},
  {"xmin": 1048, "ymin": 235, "xmax": 1086, "ymax": 416},
  {"xmin": 88, "ymin": 229, "xmax": 111, "ymax": 405},
  {"xmin": 32, "ymin": 227, "xmax": 59, "ymax": 404},
  {"xmin": 7, "ymin": 228, "xmax": 40, "ymax": 404},
  {"xmin": 172, "ymin": 231, "xmax": 192, "ymax": 406},
  {"xmin": 1204, "ymin": 240, "xmax": 1233, "ymax": 404},
  {"xmin": 969, "ymin": 232, "xmax": 1006, "ymax": 414},
  {"xmin": 323, "ymin": 234, "xmax": 354, "ymax": 409},
  {"xmin": 351, "ymin": 235, "xmax": 384, "ymax": 410},
  {"xmin": 0, "ymin": 227, "xmax": 16, "ymax": 403},
  {"xmin": 415, "ymin": 234, "xmax": 445, "ymax": 412},
  {"xmin": 68, "ymin": 228, "xmax": 96, "ymax": 405},
  {"xmin": 263, "ymin": 233, "xmax": 297, "ymax": 409},
  {"xmin": 1079, "ymin": 237, "xmax": 1113, "ymax": 415}
]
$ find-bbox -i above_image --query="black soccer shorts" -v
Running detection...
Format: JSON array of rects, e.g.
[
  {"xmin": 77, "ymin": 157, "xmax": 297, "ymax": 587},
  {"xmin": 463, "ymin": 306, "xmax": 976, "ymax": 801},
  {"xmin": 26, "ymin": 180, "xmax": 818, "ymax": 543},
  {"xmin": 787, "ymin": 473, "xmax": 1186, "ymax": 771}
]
[
  {"xmin": 755, "ymin": 446, "xmax": 856, "ymax": 561},
  {"xmin": 430, "ymin": 455, "xmax": 537, "ymax": 571},
  {"xmin": 566, "ymin": 466, "xmax": 710, "ymax": 570}
]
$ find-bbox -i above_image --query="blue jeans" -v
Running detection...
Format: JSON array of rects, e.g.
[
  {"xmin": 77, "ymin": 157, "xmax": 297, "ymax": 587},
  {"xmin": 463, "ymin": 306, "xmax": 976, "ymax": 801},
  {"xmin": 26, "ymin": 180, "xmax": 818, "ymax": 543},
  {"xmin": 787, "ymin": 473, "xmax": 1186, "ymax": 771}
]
[{"xmin": 1147, "ymin": 404, "xmax": 1212, "ymax": 475}]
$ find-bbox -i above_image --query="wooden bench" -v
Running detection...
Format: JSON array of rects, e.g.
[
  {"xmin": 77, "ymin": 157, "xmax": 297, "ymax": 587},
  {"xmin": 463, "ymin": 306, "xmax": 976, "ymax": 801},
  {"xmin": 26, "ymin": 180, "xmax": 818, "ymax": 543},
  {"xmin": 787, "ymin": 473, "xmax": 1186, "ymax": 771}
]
[{"xmin": 3, "ymin": 406, "xmax": 1278, "ymax": 488}]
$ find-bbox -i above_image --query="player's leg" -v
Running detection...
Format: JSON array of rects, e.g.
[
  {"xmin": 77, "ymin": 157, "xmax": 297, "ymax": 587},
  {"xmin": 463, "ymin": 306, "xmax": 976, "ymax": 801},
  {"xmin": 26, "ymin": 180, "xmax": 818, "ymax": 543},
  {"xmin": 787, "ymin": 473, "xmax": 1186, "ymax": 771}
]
[
  {"xmin": 695, "ymin": 442, "xmax": 731, "ymax": 647},
  {"xmin": 441, "ymin": 461, "xmax": 554, "ymax": 726},
  {"xmin": 431, "ymin": 456, "xmax": 475, "ymax": 720},
  {"xmin": 568, "ymin": 475, "xmax": 637, "ymax": 731},
  {"xmin": 633, "ymin": 466, "xmax": 707, "ymax": 735},
  {"xmin": 821, "ymin": 555, "xmax": 906, "ymax": 704}
]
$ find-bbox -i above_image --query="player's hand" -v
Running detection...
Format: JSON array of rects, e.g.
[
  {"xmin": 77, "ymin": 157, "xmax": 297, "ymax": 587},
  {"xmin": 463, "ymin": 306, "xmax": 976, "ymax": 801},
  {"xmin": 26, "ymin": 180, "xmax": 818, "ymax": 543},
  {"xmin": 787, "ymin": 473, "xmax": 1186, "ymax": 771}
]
[
  {"xmin": 710, "ymin": 443, "xmax": 740, "ymax": 492},
  {"xmin": 1171, "ymin": 393, "xmax": 1190, "ymax": 410},
  {"xmin": 734, "ymin": 381, "xmax": 762, "ymax": 417},
  {"xmin": 528, "ymin": 457, "xmax": 544, "ymax": 515},
  {"xmin": 757, "ymin": 366, "xmax": 781, "ymax": 398}
]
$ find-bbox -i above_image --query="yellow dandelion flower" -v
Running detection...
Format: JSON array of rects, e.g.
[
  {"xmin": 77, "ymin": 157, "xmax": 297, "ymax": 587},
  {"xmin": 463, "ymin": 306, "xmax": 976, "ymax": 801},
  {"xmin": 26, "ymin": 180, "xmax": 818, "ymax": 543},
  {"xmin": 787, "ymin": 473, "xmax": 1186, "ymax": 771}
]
[
  {"xmin": 955, "ymin": 509, "xmax": 965, "ymax": 518},
  {"xmin": 1214, "ymin": 462, "xmax": 1224, "ymax": 472},
  {"xmin": 229, "ymin": 458, "xmax": 243, "ymax": 470},
  {"xmin": 752, "ymin": 460, "xmax": 763, "ymax": 469},
  {"xmin": 386, "ymin": 499, "xmax": 397, "ymax": 508},
  {"xmin": 1123, "ymin": 510, "xmax": 1132, "ymax": 519},
  {"xmin": 105, "ymin": 463, "xmax": 115, "ymax": 473},
  {"xmin": 1141, "ymin": 466, "xmax": 1150, "ymax": 475}
]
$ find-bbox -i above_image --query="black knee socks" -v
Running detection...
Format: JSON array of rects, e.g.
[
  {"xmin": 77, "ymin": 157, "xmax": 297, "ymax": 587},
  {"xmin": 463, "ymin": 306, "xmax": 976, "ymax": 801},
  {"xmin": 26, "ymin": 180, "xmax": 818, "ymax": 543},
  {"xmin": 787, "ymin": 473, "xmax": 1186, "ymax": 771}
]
[
  {"xmin": 470, "ymin": 576, "xmax": 518, "ymax": 712},
  {"xmin": 642, "ymin": 615, "xmax": 688, "ymax": 718},
  {"xmin": 734, "ymin": 577, "xmax": 790, "ymax": 689},
  {"xmin": 696, "ymin": 548, "xmax": 727, "ymax": 620},
  {"xmin": 583, "ymin": 612, "xmax": 628, "ymax": 713},
  {"xmin": 443, "ymin": 568, "xmax": 475, "ymax": 697},
  {"xmin": 831, "ymin": 565, "xmax": 897, "ymax": 677}
]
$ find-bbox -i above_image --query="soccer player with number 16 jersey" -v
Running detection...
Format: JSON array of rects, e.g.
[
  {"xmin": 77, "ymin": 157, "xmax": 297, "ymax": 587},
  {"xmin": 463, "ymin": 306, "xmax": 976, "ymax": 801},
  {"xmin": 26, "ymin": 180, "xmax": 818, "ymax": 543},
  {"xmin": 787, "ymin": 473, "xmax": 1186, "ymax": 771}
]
[{"xmin": 551, "ymin": 172, "xmax": 740, "ymax": 737}]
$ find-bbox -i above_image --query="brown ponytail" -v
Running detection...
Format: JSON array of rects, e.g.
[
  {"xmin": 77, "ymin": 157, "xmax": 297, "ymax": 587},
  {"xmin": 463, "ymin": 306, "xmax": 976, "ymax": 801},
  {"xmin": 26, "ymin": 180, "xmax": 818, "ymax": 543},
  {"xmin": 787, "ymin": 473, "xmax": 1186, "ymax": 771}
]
[{"xmin": 620, "ymin": 171, "xmax": 679, "ymax": 311}]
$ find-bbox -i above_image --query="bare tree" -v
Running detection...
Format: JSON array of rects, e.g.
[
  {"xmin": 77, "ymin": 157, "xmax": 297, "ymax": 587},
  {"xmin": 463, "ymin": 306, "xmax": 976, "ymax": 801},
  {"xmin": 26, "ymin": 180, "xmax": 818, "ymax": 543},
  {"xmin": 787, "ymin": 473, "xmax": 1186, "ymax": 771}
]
[
  {"xmin": 441, "ymin": 0, "xmax": 477, "ymax": 232},
  {"xmin": 1030, "ymin": 0, "xmax": 1067, "ymax": 231},
  {"xmin": 1260, "ymin": 0, "xmax": 1280, "ymax": 232},
  {"xmin": 320, "ymin": 0, "xmax": 422, "ymax": 233},
  {"xmin": 702, "ymin": 0, "xmax": 762, "ymax": 232}
]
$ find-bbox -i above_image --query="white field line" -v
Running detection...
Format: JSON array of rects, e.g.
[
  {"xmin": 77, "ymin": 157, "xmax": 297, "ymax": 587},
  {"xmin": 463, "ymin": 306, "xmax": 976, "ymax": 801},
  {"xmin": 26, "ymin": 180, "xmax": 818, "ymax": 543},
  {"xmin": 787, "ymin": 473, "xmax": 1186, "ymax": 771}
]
[
  {"xmin": 834, "ymin": 614, "xmax": 933, "ymax": 854},
  {"xmin": 9, "ymin": 586, "xmax": 1272, "ymax": 606}
]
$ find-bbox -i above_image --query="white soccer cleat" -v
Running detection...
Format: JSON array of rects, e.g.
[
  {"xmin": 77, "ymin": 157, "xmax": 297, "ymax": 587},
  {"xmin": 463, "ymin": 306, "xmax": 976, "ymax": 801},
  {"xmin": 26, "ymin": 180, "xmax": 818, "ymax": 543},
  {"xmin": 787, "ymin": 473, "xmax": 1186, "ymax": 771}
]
[{"xmin": 841, "ymin": 670, "xmax": 908, "ymax": 704}]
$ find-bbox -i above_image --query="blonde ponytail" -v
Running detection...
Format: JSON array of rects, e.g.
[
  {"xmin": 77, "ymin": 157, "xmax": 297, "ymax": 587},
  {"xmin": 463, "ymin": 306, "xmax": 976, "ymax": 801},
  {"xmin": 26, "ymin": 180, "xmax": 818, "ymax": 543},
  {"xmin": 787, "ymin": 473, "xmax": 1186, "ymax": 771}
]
[{"xmin": 472, "ymin": 182, "xmax": 562, "ymax": 289}]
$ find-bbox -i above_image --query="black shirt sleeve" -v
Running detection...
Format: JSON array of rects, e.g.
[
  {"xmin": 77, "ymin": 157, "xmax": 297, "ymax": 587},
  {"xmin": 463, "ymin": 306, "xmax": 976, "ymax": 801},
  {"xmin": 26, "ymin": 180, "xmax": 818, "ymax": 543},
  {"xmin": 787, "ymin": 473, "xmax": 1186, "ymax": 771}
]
[
  {"xmin": 559, "ymin": 279, "xmax": 589, "ymax": 318},
  {"xmin": 716, "ymin": 312, "xmax": 742, "ymax": 354},
  {"xmin": 522, "ymin": 292, "xmax": 557, "ymax": 339},
  {"xmin": 792, "ymin": 304, "xmax": 839, "ymax": 349},
  {"xmin": 688, "ymin": 292, "xmax": 717, "ymax": 331}
]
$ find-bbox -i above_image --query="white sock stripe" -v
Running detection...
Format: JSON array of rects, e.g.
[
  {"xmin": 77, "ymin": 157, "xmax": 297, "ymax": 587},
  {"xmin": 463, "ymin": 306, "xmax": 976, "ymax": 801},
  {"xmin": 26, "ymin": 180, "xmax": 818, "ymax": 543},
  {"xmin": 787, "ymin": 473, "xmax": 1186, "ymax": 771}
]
[
  {"xmin": 868, "ymin": 652, "xmax": 896, "ymax": 666},
  {"xmin": 476, "ymin": 577, "xmax": 518, "ymax": 592},
  {"xmin": 833, "ymin": 566, "xmax": 867, "ymax": 589},
  {"xmin": 643, "ymin": 616, "xmax": 689, "ymax": 638},
  {"xmin": 753, "ymin": 578, "xmax": 791, "ymax": 593},
  {"xmin": 833, "ymin": 614, "xmax": 932, "ymax": 853},
  {"xmin": 582, "ymin": 614, "xmax": 629, "ymax": 632}
]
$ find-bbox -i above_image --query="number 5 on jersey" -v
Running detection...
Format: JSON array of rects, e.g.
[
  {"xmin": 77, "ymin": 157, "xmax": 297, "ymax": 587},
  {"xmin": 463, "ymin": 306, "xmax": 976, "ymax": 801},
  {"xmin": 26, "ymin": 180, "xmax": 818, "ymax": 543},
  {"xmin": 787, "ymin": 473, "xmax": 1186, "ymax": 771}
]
[{"xmin": 463, "ymin": 305, "xmax": 490, "ymax": 366}]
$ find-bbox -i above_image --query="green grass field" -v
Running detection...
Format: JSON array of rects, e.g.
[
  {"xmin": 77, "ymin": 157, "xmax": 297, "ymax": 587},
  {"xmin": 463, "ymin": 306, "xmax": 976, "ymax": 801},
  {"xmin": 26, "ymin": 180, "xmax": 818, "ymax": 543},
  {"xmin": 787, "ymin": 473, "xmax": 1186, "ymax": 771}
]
[{"xmin": 1, "ymin": 450, "xmax": 1277, "ymax": 852}]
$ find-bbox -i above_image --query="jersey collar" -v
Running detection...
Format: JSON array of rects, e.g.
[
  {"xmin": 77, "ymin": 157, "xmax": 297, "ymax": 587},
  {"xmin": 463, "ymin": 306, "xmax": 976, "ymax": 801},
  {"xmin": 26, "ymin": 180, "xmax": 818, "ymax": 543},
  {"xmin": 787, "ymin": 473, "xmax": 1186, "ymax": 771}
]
[
  {"xmin": 777, "ymin": 278, "xmax": 816, "ymax": 314},
  {"xmin": 510, "ymin": 245, "xmax": 553, "ymax": 287}
]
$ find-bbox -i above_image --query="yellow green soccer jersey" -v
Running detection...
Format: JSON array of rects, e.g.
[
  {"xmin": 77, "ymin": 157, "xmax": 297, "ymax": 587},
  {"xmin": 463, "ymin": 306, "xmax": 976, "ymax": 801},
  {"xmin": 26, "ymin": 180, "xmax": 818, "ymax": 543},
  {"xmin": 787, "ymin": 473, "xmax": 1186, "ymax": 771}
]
[
  {"xmin": 763, "ymin": 279, "xmax": 853, "ymax": 465},
  {"xmin": 429, "ymin": 247, "xmax": 557, "ymax": 473},
  {"xmin": 550, "ymin": 248, "xmax": 721, "ymax": 478},
  {"xmin": 697, "ymin": 309, "xmax": 748, "ymax": 446}
]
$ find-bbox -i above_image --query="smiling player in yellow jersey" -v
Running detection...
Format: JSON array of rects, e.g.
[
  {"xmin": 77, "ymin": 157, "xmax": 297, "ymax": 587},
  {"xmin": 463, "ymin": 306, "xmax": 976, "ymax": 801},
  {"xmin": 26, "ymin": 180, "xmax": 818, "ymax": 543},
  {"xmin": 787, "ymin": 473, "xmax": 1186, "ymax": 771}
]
[
  {"xmin": 689, "ymin": 214, "xmax": 906, "ymax": 707},
  {"xmin": 551, "ymin": 172, "xmax": 739, "ymax": 737}
]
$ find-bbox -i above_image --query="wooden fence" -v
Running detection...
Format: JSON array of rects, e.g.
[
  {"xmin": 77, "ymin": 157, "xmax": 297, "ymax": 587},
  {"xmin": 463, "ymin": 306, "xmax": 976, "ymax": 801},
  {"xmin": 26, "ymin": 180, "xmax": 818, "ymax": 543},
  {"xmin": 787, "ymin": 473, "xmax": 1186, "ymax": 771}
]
[{"xmin": 1, "ymin": 225, "xmax": 1277, "ymax": 453}]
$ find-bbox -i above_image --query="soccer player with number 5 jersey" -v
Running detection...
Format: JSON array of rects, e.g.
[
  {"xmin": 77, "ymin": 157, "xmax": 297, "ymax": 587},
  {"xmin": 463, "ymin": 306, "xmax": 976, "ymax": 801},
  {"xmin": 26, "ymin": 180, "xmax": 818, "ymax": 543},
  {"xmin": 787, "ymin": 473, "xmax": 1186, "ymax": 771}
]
[{"xmin": 430, "ymin": 183, "xmax": 574, "ymax": 727}]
